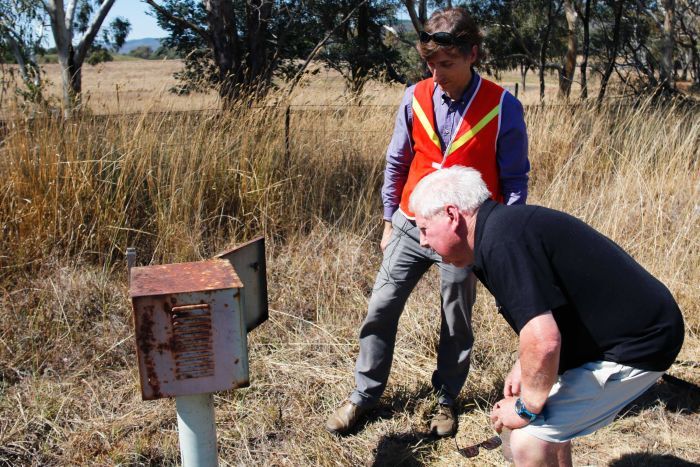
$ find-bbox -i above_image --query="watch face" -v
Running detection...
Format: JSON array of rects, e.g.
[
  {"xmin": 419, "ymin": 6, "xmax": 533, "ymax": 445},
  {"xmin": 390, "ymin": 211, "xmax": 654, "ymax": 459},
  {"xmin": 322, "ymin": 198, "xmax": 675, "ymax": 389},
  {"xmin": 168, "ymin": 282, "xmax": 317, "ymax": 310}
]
[{"xmin": 515, "ymin": 398, "xmax": 536, "ymax": 422}]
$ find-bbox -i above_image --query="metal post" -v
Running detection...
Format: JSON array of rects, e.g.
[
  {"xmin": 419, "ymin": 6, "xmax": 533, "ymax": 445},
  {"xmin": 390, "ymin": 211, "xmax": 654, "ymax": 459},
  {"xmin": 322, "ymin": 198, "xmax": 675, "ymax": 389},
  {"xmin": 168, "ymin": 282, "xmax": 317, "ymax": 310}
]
[
  {"xmin": 514, "ymin": 82, "xmax": 519, "ymax": 99},
  {"xmin": 126, "ymin": 247, "xmax": 136, "ymax": 285},
  {"xmin": 176, "ymin": 393, "xmax": 219, "ymax": 467}
]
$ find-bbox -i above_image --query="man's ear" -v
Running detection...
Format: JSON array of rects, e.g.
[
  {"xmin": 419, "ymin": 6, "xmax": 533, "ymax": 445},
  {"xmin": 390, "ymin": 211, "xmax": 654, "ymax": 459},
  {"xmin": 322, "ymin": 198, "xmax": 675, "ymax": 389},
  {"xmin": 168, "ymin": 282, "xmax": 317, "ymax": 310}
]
[{"xmin": 445, "ymin": 205, "xmax": 460, "ymax": 225}]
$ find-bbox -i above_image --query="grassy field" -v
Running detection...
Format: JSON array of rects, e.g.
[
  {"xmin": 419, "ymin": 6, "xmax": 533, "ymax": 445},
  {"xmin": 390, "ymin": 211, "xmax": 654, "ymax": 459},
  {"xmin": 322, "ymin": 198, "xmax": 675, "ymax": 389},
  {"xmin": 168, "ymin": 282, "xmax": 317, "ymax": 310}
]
[
  {"xmin": 2, "ymin": 58, "xmax": 584, "ymax": 117},
  {"xmin": 0, "ymin": 60, "xmax": 699, "ymax": 466}
]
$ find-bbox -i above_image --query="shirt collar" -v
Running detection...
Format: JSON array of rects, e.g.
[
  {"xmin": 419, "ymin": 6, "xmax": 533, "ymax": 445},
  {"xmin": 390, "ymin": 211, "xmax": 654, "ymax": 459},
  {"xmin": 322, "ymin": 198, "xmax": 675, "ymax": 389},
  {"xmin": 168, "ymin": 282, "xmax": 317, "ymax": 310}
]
[{"xmin": 438, "ymin": 69, "xmax": 480, "ymax": 105}]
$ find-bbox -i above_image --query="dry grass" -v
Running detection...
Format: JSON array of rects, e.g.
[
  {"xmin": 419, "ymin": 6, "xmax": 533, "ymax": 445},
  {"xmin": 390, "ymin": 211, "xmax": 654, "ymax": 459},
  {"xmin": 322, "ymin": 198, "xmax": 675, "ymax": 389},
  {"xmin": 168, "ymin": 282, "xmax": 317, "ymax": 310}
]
[
  {"xmin": 0, "ymin": 63, "xmax": 699, "ymax": 466},
  {"xmin": 1, "ymin": 58, "xmax": 601, "ymax": 117}
]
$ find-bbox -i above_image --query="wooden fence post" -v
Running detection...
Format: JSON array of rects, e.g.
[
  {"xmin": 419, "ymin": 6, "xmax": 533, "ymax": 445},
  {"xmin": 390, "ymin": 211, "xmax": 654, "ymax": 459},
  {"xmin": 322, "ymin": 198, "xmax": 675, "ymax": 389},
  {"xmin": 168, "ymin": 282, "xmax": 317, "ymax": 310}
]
[{"xmin": 285, "ymin": 105, "xmax": 291, "ymax": 165}]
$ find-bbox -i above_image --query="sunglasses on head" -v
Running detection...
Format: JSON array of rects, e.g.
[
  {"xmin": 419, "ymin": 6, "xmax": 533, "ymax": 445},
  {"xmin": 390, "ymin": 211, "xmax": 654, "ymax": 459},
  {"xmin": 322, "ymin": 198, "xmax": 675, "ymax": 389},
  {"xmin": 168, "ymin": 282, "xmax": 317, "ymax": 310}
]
[{"xmin": 419, "ymin": 31, "xmax": 468, "ymax": 46}]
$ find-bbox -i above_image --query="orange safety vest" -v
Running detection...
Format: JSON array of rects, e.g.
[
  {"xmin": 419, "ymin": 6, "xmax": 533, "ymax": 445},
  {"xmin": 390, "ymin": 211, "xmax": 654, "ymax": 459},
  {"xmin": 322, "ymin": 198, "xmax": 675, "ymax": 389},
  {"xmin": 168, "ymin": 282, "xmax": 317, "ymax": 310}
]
[{"xmin": 399, "ymin": 76, "xmax": 505, "ymax": 219}]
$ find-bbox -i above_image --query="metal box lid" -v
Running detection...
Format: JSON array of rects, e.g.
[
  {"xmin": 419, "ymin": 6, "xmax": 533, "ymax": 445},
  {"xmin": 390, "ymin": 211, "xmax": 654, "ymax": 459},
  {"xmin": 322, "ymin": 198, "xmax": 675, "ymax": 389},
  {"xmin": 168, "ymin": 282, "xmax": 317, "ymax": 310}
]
[
  {"xmin": 130, "ymin": 259, "xmax": 243, "ymax": 298},
  {"xmin": 215, "ymin": 237, "xmax": 268, "ymax": 332}
]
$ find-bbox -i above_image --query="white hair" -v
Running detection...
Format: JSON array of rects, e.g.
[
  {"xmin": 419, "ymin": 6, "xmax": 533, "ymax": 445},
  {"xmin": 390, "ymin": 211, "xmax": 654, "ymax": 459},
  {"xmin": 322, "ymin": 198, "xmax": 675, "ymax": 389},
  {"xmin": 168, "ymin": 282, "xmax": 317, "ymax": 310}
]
[{"xmin": 409, "ymin": 166, "xmax": 491, "ymax": 218}]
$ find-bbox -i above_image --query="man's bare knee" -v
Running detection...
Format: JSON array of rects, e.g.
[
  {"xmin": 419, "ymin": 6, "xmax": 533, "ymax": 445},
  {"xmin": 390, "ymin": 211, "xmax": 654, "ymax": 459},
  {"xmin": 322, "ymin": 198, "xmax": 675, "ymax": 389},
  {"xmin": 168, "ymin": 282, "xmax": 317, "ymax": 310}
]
[{"xmin": 510, "ymin": 429, "xmax": 571, "ymax": 467}]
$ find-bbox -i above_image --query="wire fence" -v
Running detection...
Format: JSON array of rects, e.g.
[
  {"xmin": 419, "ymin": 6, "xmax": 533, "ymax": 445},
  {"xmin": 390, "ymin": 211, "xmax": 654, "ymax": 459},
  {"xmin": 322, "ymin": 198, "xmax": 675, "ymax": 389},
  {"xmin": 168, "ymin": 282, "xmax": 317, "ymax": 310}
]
[{"xmin": 0, "ymin": 97, "xmax": 658, "ymax": 152}]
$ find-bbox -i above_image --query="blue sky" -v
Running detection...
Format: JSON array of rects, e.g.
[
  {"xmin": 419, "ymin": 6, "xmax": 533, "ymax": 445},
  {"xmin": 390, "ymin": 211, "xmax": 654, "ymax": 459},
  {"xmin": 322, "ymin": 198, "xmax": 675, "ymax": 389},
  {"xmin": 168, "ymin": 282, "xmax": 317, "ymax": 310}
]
[
  {"xmin": 42, "ymin": 1, "xmax": 165, "ymax": 47},
  {"xmin": 107, "ymin": 1, "xmax": 167, "ymax": 39}
]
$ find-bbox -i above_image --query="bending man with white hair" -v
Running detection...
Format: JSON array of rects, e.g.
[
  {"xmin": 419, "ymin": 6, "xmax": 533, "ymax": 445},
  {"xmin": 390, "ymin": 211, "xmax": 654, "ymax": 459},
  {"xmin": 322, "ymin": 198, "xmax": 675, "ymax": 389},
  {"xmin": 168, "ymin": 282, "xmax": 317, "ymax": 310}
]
[{"xmin": 410, "ymin": 166, "xmax": 684, "ymax": 466}]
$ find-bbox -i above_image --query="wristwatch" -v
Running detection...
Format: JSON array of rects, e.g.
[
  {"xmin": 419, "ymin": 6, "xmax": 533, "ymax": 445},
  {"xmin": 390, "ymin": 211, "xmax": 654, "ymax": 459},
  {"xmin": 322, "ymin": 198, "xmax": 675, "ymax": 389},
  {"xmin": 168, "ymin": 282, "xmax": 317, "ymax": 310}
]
[{"xmin": 514, "ymin": 397, "xmax": 538, "ymax": 423}]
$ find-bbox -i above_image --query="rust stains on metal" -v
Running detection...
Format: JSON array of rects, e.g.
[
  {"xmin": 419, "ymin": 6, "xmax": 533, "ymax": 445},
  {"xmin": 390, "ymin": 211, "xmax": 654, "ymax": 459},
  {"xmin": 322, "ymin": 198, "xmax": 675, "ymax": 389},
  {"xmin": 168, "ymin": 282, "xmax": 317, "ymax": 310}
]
[
  {"xmin": 129, "ymin": 259, "xmax": 242, "ymax": 298},
  {"xmin": 171, "ymin": 302, "xmax": 215, "ymax": 380},
  {"xmin": 137, "ymin": 305, "xmax": 155, "ymax": 355},
  {"xmin": 136, "ymin": 305, "xmax": 163, "ymax": 400},
  {"xmin": 130, "ymin": 258, "xmax": 250, "ymax": 400}
]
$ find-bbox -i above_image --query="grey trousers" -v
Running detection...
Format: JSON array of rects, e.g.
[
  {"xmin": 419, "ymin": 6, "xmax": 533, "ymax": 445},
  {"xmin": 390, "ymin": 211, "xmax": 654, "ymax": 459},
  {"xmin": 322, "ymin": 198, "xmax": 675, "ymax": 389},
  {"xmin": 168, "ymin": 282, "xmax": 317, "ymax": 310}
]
[{"xmin": 350, "ymin": 210, "xmax": 476, "ymax": 407}]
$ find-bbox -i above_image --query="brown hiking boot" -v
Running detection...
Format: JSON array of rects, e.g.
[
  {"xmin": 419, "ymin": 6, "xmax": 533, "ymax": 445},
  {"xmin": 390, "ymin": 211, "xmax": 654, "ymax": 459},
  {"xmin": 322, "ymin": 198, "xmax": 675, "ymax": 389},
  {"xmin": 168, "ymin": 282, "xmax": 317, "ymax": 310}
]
[
  {"xmin": 430, "ymin": 403, "xmax": 457, "ymax": 437},
  {"xmin": 325, "ymin": 400, "xmax": 367, "ymax": 435}
]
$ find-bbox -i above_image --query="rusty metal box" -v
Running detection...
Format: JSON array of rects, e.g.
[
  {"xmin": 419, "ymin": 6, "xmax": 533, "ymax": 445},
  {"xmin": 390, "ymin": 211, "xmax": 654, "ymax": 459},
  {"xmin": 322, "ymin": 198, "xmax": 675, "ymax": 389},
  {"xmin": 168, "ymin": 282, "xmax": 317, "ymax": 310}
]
[{"xmin": 129, "ymin": 259, "xmax": 249, "ymax": 400}]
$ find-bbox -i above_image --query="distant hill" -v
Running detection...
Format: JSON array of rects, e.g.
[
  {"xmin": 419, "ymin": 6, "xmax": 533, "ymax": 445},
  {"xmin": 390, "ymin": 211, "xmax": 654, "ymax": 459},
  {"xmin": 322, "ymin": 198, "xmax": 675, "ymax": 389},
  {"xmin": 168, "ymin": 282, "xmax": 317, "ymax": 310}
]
[
  {"xmin": 117, "ymin": 20, "xmax": 414, "ymax": 55},
  {"xmin": 119, "ymin": 38, "xmax": 164, "ymax": 54}
]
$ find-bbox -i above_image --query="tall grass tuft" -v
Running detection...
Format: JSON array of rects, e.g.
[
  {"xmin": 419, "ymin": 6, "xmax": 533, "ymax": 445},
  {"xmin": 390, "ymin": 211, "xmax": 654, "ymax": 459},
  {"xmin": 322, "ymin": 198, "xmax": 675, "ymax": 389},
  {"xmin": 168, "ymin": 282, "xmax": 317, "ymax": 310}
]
[{"xmin": 0, "ymin": 101, "xmax": 389, "ymax": 272}]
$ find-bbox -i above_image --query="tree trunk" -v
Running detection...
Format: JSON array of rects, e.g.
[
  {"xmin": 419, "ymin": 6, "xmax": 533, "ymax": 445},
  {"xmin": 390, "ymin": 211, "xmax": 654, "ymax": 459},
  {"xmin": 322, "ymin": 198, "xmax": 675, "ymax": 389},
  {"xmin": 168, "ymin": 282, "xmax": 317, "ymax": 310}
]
[
  {"xmin": 659, "ymin": 0, "xmax": 675, "ymax": 89},
  {"xmin": 68, "ymin": 49, "xmax": 82, "ymax": 98},
  {"xmin": 580, "ymin": 0, "xmax": 592, "ymax": 99},
  {"xmin": 203, "ymin": 0, "xmax": 242, "ymax": 103},
  {"xmin": 691, "ymin": 44, "xmax": 700, "ymax": 85},
  {"xmin": 559, "ymin": 0, "xmax": 578, "ymax": 99},
  {"xmin": 520, "ymin": 62, "xmax": 528, "ymax": 92},
  {"xmin": 597, "ymin": 0, "xmax": 625, "ymax": 105},
  {"xmin": 539, "ymin": 0, "xmax": 556, "ymax": 102},
  {"xmin": 678, "ymin": 8, "xmax": 700, "ymax": 86},
  {"xmin": 418, "ymin": 0, "xmax": 427, "ymax": 24},
  {"xmin": 245, "ymin": 0, "xmax": 273, "ymax": 96},
  {"xmin": 403, "ymin": 0, "xmax": 425, "ymax": 34},
  {"xmin": 350, "ymin": 1, "xmax": 370, "ymax": 99},
  {"xmin": 46, "ymin": 0, "xmax": 73, "ymax": 117},
  {"xmin": 45, "ymin": 0, "xmax": 116, "ymax": 117}
]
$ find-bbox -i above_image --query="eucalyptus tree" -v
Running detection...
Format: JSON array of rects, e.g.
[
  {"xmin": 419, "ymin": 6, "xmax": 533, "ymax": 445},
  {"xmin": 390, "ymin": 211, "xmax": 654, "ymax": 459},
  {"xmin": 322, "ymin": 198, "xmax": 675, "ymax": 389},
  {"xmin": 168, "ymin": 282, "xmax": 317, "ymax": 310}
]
[
  {"xmin": 146, "ymin": 0, "xmax": 288, "ymax": 100},
  {"xmin": 466, "ymin": 0, "xmax": 567, "ymax": 101},
  {"xmin": 676, "ymin": 0, "xmax": 700, "ymax": 86},
  {"xmin": 148, "ymin": 0, "xmax": 407, "ymax": 102},
  {"xmin": 315, "ymin": 0, "xmax": 405, "ymax": 98},
  {"xmin": 42, "ymin": 0, "xmax": 130, "ymax": 116}
]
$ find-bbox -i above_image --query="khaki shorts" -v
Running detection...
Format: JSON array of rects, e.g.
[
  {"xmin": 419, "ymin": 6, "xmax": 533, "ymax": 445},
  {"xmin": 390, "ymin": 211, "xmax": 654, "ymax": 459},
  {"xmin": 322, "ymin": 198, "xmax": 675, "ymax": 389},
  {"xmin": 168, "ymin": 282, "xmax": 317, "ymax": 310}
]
[{"xmin": 521, "ymin": 361, "xmax": 663, "ymax": 443}]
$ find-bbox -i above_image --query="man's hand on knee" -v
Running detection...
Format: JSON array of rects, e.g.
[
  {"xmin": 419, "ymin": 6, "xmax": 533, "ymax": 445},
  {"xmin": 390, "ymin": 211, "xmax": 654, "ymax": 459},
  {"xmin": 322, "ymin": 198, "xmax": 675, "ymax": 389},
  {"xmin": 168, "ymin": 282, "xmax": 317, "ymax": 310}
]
[{"xmin": 490, "ymin": 396, "xmax": 531, "ymax": 433}]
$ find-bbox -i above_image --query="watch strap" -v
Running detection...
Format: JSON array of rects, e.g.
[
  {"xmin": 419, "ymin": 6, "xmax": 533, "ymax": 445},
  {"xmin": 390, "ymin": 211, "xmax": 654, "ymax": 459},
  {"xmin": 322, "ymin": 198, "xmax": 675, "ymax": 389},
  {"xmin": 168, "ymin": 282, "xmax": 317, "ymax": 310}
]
[{"xmin": 514, "ymin": 397, "xmax": 538, "ymax": 423}]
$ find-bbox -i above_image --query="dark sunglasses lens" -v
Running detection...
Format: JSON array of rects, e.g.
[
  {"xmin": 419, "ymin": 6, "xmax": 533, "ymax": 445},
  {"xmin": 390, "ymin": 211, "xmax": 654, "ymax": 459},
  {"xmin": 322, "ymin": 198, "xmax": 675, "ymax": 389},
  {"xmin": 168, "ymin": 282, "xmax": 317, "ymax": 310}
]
[
  {"xmin": 432, "ymin": 32, "xmax": 455, "ymax": 45},
  {"xmin": 455, "ymin": 436, "xmax": 502, "ymax": 459},
  {"xmin": 457, "ymin": 446, "xmax": 480, "ymax": 458},
  {"xmin": 419, "ymin": 31, "xmax": 456, "ymax": 45}
]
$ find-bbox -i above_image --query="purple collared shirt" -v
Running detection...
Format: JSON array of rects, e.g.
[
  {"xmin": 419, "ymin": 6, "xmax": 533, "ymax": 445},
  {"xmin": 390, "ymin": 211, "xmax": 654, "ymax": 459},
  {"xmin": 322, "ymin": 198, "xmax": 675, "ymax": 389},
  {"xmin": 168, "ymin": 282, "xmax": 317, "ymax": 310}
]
[{"xmin": 381, "ymin": 72, "xmax": 530, "ymax": 220}]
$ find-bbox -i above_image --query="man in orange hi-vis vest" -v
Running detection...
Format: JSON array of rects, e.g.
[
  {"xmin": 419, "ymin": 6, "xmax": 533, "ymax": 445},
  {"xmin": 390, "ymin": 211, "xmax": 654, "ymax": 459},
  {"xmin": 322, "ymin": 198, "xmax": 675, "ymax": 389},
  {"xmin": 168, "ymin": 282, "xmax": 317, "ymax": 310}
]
[{"xmin": 326, "ymin": 7, "xmax": 530, "ymax": 437}]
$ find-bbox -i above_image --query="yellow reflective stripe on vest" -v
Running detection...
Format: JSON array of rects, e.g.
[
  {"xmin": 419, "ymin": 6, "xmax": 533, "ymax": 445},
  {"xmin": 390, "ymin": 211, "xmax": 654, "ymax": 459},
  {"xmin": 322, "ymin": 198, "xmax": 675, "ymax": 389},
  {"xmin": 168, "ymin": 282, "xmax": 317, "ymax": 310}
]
[
  {"xmin": 412, "ymin": 96, "xmax": 441, "ymax": 150},
  {"xmin": 447, "ymin": 104, "xmax": 500, "ymax": 156}
]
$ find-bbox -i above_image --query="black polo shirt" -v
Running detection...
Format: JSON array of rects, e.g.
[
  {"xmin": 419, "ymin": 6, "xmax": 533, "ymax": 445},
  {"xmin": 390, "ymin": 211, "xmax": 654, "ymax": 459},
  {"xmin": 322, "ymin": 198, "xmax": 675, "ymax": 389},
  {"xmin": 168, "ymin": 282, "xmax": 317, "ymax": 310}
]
[{"xmin": 472, "ymin": 199, "xmax": 684, "ymax": 374}]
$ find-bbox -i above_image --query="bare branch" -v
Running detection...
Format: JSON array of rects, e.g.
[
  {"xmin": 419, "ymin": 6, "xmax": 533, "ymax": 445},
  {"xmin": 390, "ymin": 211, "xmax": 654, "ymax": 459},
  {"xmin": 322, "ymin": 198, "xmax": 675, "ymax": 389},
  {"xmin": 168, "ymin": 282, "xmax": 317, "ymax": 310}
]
[
  {"xmin": 286, "ymin": 0, "xmax": 369, "ymax": 97},
  {"xmin": 65, "ymin": 0, "xmax": 76, "ymax": 31},
  {"xmin": 143, "ymin": 0, "xmax": 211, "ymax": 43},
  {"xmin": 45, "ymin": 0, "xmax": 71, "ymax": 59},
  {"xmin": 402, "ymin": 0, "xmax": 423, "ymax": 34},
  {"xmin": 75, "ymin": 0, "xmax": 116, "ymax": 66}
]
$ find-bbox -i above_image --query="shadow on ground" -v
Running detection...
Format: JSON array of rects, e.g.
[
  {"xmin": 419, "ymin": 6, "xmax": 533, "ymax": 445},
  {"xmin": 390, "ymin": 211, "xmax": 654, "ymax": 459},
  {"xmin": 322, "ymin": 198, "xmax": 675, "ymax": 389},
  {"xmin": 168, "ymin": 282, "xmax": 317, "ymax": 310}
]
[
  {"xmin": 371, "ymin": 431, "xmax": 436, "ymax": 467},
  {"xmin": 609, "ymin": 452, "xmax": 700, "ymax": 466},
  {"xmin": 366, "ymin": 384, "xmax": 497, "ymax": 466},
  {"xmin": 619, "ymin": 372, "xmax": 700, "ymax": 418}
]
